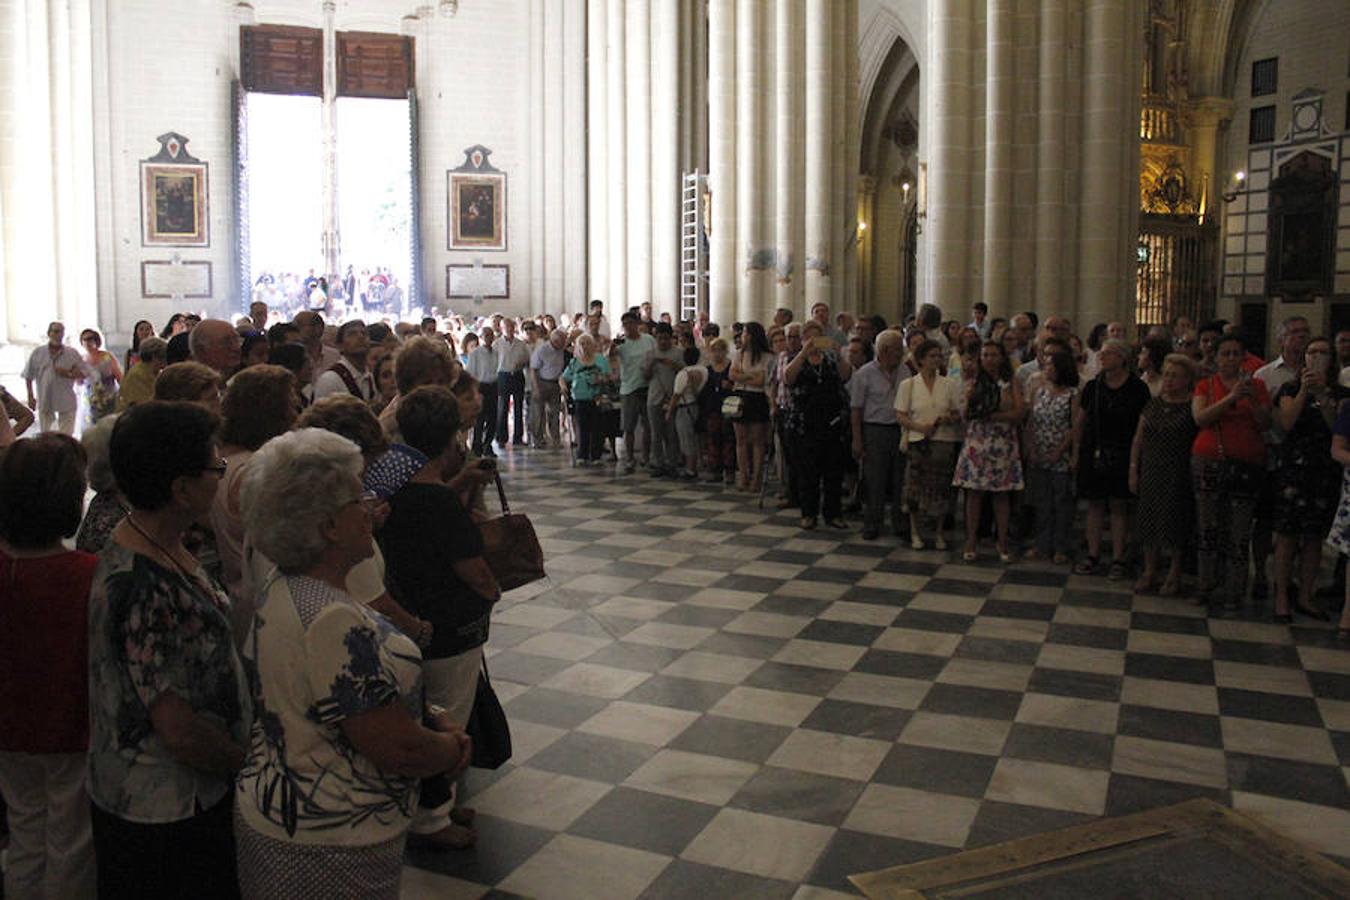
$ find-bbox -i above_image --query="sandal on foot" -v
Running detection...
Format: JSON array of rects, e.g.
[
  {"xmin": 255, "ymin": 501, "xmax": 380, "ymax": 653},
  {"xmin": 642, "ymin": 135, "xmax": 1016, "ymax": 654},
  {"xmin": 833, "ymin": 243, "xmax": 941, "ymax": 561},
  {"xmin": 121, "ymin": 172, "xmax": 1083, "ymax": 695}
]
[
  {"xmin": 1107, "ymin": 562, "xmax": 1126, "ymax": 581},
  {"xmin": 962, "ymin": 550, "xmax": 978, "ymax": 562},
  {"xmin": 1073, "ymin": 556, "xmax": 1099, "ymax": 576}
]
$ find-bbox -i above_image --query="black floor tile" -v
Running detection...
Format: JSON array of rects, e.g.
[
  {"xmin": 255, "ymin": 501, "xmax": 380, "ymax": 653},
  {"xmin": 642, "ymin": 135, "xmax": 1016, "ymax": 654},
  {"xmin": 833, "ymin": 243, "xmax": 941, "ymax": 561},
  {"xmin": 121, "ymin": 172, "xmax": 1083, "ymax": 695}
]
[
  {"xmin": 1003, "ymin": 723, "xmax": 1116, "ymax": 770},
  {"xmin": 871, "ymin": 743, "xmax": 998, "ymax": 798},
  {"xmin": 956, "ymin": 636, "xmax": 1043, "ymax": 666},
  {"xmin": 919, "ymin": 683, "xmax": 1025, "ymax": 720},
  {"xmin": 584, "ymin": 641, "xmax": 686, "ymax": 673},
  {"xmin": 567, "ymin": 786, "xmax": 720, "ymax": 856},
  {"xmin": 796, "ymin": 619, "xmax": 887, "ymax": 647},
  {"xmin": 487, "ymin": 650, "xmax": 579, "ymax": 685},
  {"xmin": 1104, "ymin": 773, "xmax": 1230, "ymax": 818},
  {"xmin": 406, "ymin": 813, "xmax": 554, "ymax": 887},
  {"xmin": 526, "ymin": 731, "xmax": 656, "ymax": 783},
  {"xmin": 638, "ymin": 860, "xmax": 795, "ymax": 900},
  {"xmin": 1000, "ymin": 570, "xmax": 1069, "ymax": 588},
  {"xmin": 892, "ymin": 608, "xmax": 976, "ymax": 634},
  {"xmin": 1122, "ymin": 652, "xmax": 1216, "ymax": 685},
  {"xmin": 753, "ymin": 594, "xmax": 838, "ymax": 618},
  {"xmin": 1027, "ymin": 667, "xmax": 1123, "ymax": 702},
  {"xmin": 560, "ymin": 613, "xmax": 643, "ymax": 640},
  {"xmin": 625, "ymin": 581, "xmax": 702, "ymax": 602},
  {"xmin": 667, "ymin": 714, "xmax": 793, "ymax": 763},
  {"xmin": 503, "ymin": 686, "xmax": 611, "ymax": 729},
  {"xmin": 1330, "ymin": 730, "xmax": 1350, "ymax": 767},
  {"xmin": 873, "ymin": 559, "xmax": 942, "ymax": 576},
  {"xmin": 923, "ymin": 577, "xmax": 992, "ymax": 597},
  {"xmin": 797, "ymin": 566, "xmax": 864, "ymax": 584},
  {"xmin": 1131, "ymin": 612, "xmax": 1210, "ymax": 636},
  {"xmin": 759, "ymin": 549, "xmax": 823, "ymax": 566},
  {"xmin": 1061, "ymin": 589, "xmax": 1133, "ymax": 610},
  {"xmin": 978, "ymin": 598, "xmax": 1058, "ymax": 621},
  {"xmin": 654, "ymin": 603, "xmax": 743, "ymax": 628},
  {"xmin": 744, "ymin": 661, "xmax": 847, "ymax": 696},
  {"xmin": 1047, "ymin": 623, "xmax": 1129, "ymax": 651},
  {"xmin": 854, "ymin": 648, "xmax": 949, "ymax": 680},
  {"xmin": 800, "ymin": 699, "xmax": 912, "ymax": 741},
  {"xmin": 1225, "ymin": 753, "xmax": 1350, "ymax": 809},
  {"xmin": 1209, "ymin": 639, "xmax": 1303, "ymax": 668},
  {"xmin": 805, "ymin": 830, "xmax": 950, "ymax": 894},
  {"xmin": 1308, "ymin": 671, "xmax": 1350, "ymax": 701},
  {"xmin": 696, "ymin": 631, "xmax": 790, "ymax": 659},
  {"xmin": 964, "ymin": 800, "xmax": 1096, "ymax": 849},
  {"xmin": 727, "ymin": 765, "xmax": 866, "ymax": 826},
  {"xmin": 714, "ymin": 573, "xmax": 794, "ymax": 594},
  {"xmin": 1118, "ymin": 705, "xmax": 1223, "ymax": 748},
  {"xmin": 838, "ymin": 586, "xmax": 914, "ymax": 607},
  {"xmin": 622, "ymin": 674, "xmax": 735, "ymax": 712},
  {"xmin": 1217, "ymin": 687, "xmax": 1325, "ymax": 727}
]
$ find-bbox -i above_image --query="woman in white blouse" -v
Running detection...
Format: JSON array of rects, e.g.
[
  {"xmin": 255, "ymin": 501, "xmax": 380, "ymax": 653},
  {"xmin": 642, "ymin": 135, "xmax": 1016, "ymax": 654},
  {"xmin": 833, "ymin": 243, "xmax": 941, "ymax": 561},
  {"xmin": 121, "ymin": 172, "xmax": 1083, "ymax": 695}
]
[{"xmin": 895, "ymin": 340, "xmax": 963, "ymax": 550}]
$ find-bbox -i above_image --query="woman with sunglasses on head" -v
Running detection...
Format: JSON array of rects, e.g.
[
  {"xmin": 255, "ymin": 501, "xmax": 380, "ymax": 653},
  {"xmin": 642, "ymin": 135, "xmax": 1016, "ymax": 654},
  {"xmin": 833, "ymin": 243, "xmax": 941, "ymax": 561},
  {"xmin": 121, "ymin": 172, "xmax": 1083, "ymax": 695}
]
[{"xmin": 87, "ymin": 400, "xmax": 251, "ymax": 900}]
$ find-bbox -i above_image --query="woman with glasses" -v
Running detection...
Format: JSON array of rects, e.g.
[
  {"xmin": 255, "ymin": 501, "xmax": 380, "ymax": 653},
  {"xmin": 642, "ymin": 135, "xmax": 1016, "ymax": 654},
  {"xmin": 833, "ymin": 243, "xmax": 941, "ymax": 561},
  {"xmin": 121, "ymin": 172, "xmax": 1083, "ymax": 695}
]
[
  {"xmin": 87, "ymin": 401, "xmax": 251, "ymax": 900},
  {"xmin": 233, "ymin": 428, "xmax": 470, "ymax": 899}
]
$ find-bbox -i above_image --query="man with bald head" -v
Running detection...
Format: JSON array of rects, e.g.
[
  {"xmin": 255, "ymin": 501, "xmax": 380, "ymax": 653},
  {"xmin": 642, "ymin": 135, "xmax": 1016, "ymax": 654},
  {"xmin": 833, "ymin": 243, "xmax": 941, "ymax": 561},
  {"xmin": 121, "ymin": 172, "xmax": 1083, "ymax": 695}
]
[{"xmin": 188, "ymin": 319, "xmax": 243, "ymax": 377}]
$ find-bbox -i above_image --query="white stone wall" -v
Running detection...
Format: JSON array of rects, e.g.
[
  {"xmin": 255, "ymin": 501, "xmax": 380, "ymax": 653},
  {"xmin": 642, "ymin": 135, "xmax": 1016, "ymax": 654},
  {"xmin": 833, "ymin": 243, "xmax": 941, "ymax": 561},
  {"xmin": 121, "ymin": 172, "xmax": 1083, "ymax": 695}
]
[
  {"xmin": 1218, "ymin": 0, "xmax": 1350, "ymax": 338},
  {"xmin": 90, "ymin": 0, "xmax": 577, "ymax": 345}
]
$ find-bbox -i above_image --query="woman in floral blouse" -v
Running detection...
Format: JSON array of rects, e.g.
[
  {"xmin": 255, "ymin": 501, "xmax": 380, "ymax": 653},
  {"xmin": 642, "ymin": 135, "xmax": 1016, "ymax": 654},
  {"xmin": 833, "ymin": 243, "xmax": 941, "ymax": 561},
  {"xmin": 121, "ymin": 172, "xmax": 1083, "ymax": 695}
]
[
  {"xmin": 236, "ymin": 427, "xmax": 471, "ymax": 899},
  {"xmin": 87, "ymin": 401, "xmax": 251, "ymax": 900}
]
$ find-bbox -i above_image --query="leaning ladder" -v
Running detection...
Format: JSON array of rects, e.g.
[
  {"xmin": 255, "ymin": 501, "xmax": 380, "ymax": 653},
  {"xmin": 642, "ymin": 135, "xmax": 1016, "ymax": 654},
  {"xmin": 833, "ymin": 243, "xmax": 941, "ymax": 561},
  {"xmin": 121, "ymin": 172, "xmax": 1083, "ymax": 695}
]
[{"xmin": 680, "ymin": 170, "xmax": 707, "ymax": 322}]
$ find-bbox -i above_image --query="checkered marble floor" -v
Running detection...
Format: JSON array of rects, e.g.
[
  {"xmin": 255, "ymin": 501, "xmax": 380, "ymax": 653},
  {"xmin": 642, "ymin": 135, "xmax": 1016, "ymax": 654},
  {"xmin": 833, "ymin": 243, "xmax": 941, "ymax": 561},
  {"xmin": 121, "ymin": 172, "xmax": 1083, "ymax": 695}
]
[{"xmin": 400, "ymin": 446, "xmax": 1350, "ymax": 900}]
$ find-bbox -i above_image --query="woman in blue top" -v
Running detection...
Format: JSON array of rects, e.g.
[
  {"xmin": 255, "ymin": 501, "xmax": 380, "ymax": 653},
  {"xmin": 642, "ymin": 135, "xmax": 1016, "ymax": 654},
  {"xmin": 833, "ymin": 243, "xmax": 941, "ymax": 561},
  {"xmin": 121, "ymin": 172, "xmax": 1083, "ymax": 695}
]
[{"xmin": 562, "ymin": 334, "xmax": 612, "ymax": 465}]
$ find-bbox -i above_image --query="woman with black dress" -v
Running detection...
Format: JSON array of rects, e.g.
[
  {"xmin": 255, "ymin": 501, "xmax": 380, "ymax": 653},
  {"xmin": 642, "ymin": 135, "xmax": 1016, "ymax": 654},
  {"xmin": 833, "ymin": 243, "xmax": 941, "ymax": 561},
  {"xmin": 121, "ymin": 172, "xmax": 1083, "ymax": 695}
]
[{"xmin": 1072, "ymin": 340, "xmax": 1151, "ymax": 579}]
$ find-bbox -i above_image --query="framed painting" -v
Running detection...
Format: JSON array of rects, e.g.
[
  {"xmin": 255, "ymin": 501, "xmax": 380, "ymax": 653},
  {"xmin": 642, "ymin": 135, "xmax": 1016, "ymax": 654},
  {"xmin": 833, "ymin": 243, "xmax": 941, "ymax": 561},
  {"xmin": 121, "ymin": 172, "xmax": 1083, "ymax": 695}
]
[
  {"xmin": 448, "ymin": 144, "xmax": 507, "ymax": 250},
  {"xmin": 446, "ymin": 263, "xmax": 510, "ymax": 299},
  {"xmin": 140, "ymin": 133, "xmax": 209, "ymax": 247}
]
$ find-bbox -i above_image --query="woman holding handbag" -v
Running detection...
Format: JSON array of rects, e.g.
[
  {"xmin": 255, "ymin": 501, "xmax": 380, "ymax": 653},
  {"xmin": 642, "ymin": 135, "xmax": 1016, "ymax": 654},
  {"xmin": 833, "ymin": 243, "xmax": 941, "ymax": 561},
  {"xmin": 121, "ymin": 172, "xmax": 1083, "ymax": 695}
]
[
  {"xmin": 896, "ymin": 340, "xmax": 962, "ymax": 550},
  {"xmin": 952, "ymin": 341, "xmax": 1025, "ymax": 562},
  {"xmin": 1191, "ymin": 334, "xmax": 1271, "ymax": 610},
  {"xmin": 701, "ymin": 337, "xmax": 737, "ymax": 485},
  {"xmin": 561, "ymin": 334, "xmax": 611, "ymax": 465}
]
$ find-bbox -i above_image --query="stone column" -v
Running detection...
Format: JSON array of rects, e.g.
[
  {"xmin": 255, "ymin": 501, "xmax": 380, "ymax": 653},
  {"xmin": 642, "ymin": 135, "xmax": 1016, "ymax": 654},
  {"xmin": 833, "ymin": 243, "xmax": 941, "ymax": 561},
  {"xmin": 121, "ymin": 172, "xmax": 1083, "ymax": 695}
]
[
  {"xmin": 321, "ymin": 0, "xmax": 338, "ymax": 276},
  {"xmin": 926, "ymin": 0, "xmax": 975, "ymax": 308},
  {"xmin": 735, "ymin": 0, "xmax": 765, "ymax": 323},
  {"xmin": 626, "ymin": 0, "xmax": 653, "ymax": 306},
  {"xmin": 1187, "ymin": 97, "xmax": 1233, "ymax": 222},
  {"xmin": 707, "ymin": 0, "xmax": 737, "ymax": 324},
  {"xmin": 652, "ymin": 0, "xmax": 681, "ymax": 315},
  {"xmin": 586, "ymin": 0, "xmax": 609, "ymax": 306},
  {"xmin": 774, "ymin": 0, "xmax": 803, "ymax": 316},
  {"xmin": 828, "ymin": 0, "xmax": 846, "ymax": 313},
  {"xmin": 983, "ymin": 0, "xmax": 1014, "ymax": 312},
  {"xmin": 563, "ymin": 0, "xmax": 588, "ymax": 307},
  {"xmin": 803, "ymin": 0, "xmax": 832, "ymax": 315},
  {"xmin": 606, "ymin": 0, "xmax": 628, "ymax": 306},
  {"xmin": 1035, "ymin": 0, "xmax": 1067, "ymax": 307},
  {"xmin": 857, "ymin": 175, "xmax": 878, "ymax": 311},
  {"xmin": 1077, "ymin": 0, "xmax": 1129, "ymax": 327},
  {"xmin": 842, "ymin": 0, "xmax": 860, "ymax": 313},
  {"xmin": 530, "ymin": 0, "xmax": 547, "ymax": 309}
]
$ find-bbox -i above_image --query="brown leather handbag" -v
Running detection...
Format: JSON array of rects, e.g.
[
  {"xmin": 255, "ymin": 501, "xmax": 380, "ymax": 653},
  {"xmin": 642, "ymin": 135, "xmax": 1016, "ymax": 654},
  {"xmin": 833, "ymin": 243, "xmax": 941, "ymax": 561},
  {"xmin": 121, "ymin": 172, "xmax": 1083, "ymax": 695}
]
[{"xmin": 479, "ymin": 473, "xmax": 546, "ymax": 591}]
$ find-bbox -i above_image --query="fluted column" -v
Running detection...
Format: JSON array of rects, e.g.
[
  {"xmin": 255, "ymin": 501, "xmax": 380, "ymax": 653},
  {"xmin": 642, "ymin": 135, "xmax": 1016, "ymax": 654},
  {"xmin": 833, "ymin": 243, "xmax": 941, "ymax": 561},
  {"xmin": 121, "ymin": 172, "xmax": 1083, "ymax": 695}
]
[
  {"xmin": 857, "ymin": 175, "xmax": 878, "ymax": 311},
  {"xmin": 774, "ymin": 0, "xmax": 803, "ymax": 315},
  {"xmin": 983, "ymin": 0, "xmax": 1014, "ymax": 311},
  {"xmin": 1187, "ymin": 97, "xmax": 1233, "ymax": 221},
  {"xmin": 1034, "ymin": 0, "xmax": 1067, "ymax": 307},
  {"xmin": 586, "ymin": 0, "xmax": 610, "ymax": 306},
  {"xmin": 563, "ymin": 0, "xmax": 587, "ymax": 307},
  {"xmin": 651, "ymin": 0, "xmax": 681, "ymax": 314},
  {"xmin": 605, "ymin": 0, "xmax": 628, "ymax": 306},
  {"xmin": 927, "ymin": 0, "xmax": 975, "ymax": 307},
  {"xmin": 734, "ymin": 0, "xmax": 765, "ymax": 322},
  {"xmin": 1077, "ymin": 0, "xmax": 1129, "ymax": 326},
  {"xmin": 626, "ymin": 0, "xmax": 652, "ymax": 306},
  {"xmin": 708, "ymin": 0, "xmax": 737, "ymax": 324},
  {"xmin": 842, "ymin": 0, "xmax": 859, "ymax": 313},
  {"xmin": 803, "ymin": 0, "xmax": 832, "ymax": 314},
  {"xmin": 827, "ymin": 0, "xmax": 846, "ymax": 312},
  {"xmin": 529, "ymin": 0, "xmax": 547, "ymax": 308}
]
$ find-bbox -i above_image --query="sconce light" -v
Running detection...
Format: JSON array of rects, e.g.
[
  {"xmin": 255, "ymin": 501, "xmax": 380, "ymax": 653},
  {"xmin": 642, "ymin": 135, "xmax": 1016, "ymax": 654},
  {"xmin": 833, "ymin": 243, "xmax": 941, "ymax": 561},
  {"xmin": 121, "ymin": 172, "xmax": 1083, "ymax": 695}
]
[
  {"xmin": 1221, "ymin": 170, "xmax": 1247, "ymax": 203},
  {"xmin": 439, "ymin": 0, "xmax": 458, "ymax": 16}
]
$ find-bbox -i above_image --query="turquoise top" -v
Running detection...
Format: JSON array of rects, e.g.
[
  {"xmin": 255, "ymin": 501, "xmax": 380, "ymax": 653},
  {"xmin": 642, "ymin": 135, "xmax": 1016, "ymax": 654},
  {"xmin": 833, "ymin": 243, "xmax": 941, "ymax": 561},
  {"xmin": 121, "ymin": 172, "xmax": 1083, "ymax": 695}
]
[{"xmin": 562, "ymin": 355, "xmax": 611, "ymax": 401}]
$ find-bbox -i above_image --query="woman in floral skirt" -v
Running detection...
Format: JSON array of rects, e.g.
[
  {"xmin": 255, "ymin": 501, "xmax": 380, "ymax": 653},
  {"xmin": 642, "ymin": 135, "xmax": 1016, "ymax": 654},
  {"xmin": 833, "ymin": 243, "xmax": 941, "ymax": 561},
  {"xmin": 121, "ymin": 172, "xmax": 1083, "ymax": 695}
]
[{"xmin": 953, "ymin": 341, "xmax": 1025, "ymax": 562}]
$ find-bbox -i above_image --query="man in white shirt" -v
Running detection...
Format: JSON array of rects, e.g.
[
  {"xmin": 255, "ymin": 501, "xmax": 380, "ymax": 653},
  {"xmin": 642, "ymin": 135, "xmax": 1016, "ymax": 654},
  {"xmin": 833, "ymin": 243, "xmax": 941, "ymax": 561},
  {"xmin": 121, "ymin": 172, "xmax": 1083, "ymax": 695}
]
[
  {"xmin": 969, "ymin": 302, "xmax": 991, "ymax": 340},
  {"xmin": 313, "ymin": 320, "xmax": 376, "ymax": 403},
  {"xmin": 466, "ymin": 327, "xmax": 500, "ymax": 456},
  {"xmin": 495, "ymin": 319, "xmax": 531, "ymax": 447},
  {"xmin": 23, "ymin": 321, "xmax": 84, "ymax": 434},
  {"xmin": 589, "ymin": 300, "xmax": 612, "ymax": 339}
]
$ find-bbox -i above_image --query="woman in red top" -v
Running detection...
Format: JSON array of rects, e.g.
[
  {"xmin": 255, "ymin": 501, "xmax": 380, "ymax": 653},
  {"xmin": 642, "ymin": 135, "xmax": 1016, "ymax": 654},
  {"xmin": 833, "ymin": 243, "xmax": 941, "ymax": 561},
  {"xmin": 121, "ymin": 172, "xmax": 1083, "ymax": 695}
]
[
  {"xmin": 1191, "ymin": 334, "xmax": 1272, "ymax": 610},
  {"xmin": 0, "ymin": 434, "xmax": 99, "ymax": 899}
]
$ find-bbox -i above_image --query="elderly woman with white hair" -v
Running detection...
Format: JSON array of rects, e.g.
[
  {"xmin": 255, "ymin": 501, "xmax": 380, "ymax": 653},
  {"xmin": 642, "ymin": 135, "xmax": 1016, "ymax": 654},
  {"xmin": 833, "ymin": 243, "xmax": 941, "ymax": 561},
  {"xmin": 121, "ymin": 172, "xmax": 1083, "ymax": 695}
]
[
  {"xmin": 76, "ymin": 413, "xmax": 126, "ymax": 553},
  {"xmin": 234, "ymin": 428, "xmax": 471, "ymax": 900}
]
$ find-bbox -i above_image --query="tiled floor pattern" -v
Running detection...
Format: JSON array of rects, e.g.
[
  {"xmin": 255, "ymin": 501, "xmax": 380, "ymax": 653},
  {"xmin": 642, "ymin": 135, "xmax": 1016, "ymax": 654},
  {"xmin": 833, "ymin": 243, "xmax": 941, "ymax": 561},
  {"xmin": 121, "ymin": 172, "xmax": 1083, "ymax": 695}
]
[{"xmin": 401, "ymin": 448, "xmax": 1350, "ymax": 899}]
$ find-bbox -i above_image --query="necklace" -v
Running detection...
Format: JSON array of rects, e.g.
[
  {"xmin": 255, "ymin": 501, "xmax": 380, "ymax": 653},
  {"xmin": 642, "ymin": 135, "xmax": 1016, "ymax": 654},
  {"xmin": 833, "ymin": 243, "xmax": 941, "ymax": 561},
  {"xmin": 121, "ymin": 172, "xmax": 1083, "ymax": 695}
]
[{"xmin": 124, "ymin": 513, "xmax": 206, "ymax": 592}]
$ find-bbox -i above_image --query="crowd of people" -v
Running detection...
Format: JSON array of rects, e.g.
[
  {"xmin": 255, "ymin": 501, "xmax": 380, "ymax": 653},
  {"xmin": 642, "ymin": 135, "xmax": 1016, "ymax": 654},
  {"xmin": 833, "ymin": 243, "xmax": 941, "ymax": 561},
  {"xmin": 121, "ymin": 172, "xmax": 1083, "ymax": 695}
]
[{"xmin": 2, "ymin": 296, "xmax": 1350, "ymax": 899}]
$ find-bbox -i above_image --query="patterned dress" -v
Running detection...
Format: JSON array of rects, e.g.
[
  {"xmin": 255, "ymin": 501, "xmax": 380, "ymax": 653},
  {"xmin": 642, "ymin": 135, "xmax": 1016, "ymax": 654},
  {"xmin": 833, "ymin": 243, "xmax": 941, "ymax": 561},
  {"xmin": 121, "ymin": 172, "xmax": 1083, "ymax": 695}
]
[
  {"xmin": 1135, "ymin": 397, "xmax": 1198, "ymax": 548},
  {"xmin": 952, "ymin": 383, "xmax": 1024, "ymax": 492},
  {"xmin": 1271, "ymin": 382, "xmax": 1344, "ymax": 537}
]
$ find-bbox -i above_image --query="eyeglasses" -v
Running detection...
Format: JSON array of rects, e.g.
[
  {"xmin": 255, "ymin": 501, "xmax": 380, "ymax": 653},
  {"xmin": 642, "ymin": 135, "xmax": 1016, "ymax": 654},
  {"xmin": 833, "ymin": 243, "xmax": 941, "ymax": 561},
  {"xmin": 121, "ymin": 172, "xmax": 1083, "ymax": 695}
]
[
  {"xmin": 343, "ymin": 490, "xmax": 381, "ymax": 514},
  {"xmin": 197, "ymin": 458, "xmax": 228, "ymax": 476}
]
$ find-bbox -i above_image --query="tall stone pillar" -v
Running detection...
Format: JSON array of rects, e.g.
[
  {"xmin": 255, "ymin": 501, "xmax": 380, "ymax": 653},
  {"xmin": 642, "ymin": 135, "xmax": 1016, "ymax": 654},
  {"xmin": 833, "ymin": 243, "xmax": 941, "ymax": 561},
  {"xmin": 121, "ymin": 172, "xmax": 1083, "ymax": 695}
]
[
  {"xmin": 927, "ymin": 0, "xmax": 975, "ymax": 309},
  {"xmin": 857, "ymin": 175, "xmax": 878, "ymax": 311},
  {"xmin": 563, "ymin": 0, "xmax": 588, "ymax": 308},
  {"xmin": 586, "ymin": 0, "xmax": 610, "ymax": 306},
  {"xmin": 803, "ymin": 0, "xmax": 833, "ymax": 314},
  {"xmin": 828, "ymin": 0, "xmax": 846, "ymax": 312},
  {"xmin": 773, "ymin": 0, "xmax": 803, "ymax": 316},
  {"xmin": 606, "ymin": 0, "xmax": 628, "ymax": 306},
  {"xmin": 1077, "ymin": 0, "xmax": 1130, "ymax": 327},
  {"xmin": 626, "ymin": 0, "xmax": 653, "ymax": 307},
  {"xmin": 1034, "ymin": 0, "xmax": 1067, "ymax": 307},
  {"xmin": 735, "ymin": 0, "xmax": 766, "ymax": 322},
  {"xmin": 708, "ymin": 0, "xmax": 737, "ymax": 325},
  {"xmin": 842, "ymin": 0, "xmax": 860, "ymax": 313},
  {"xmin": 530, "ymin": 0, "xmax": 548, "ymax": 309},
  {"xmin": 652, "ymin": 0, "xmax": 681, "ymax": 315},
  {"xmin": 1187, "ymin": 97, "xmax": 1233, "ymax": 221},
  {"xmin": 983, "ymin": 0, "xmax": 1014, "ymax": 311}
]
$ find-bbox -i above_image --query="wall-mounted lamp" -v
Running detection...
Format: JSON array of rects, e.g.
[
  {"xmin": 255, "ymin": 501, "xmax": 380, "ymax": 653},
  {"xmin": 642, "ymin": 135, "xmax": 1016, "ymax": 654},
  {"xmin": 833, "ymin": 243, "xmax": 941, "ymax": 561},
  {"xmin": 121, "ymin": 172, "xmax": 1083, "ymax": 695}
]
[
  {"xmin": 439, "ymin": 0, "xmax": 458, "ymax": 17},
  {"xmin": 1221, "ymin": 170, "xmax": 1247, "ymax": 203}
]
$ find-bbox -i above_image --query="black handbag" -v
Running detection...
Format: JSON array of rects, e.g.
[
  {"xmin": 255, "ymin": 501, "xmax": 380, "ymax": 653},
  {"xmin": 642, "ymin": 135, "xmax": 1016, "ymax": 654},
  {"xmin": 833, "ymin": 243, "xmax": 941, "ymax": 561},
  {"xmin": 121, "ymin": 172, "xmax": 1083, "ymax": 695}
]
[{"xmin": 466, "ymin": 660, "xmax": 512, "ymax": 769}]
